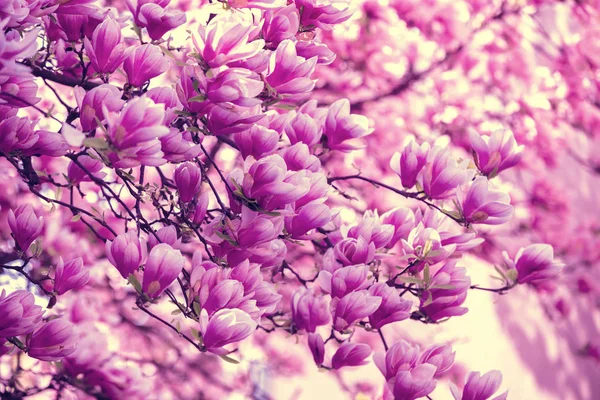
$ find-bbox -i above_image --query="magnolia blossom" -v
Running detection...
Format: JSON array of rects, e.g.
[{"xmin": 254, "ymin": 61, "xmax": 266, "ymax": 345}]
[
  {"xmin": 503, "ymin": 244, "xmax": 562, "ymax": 287},
  {"xmin": 451, "ymin": 370, "xmax": 508, "ymax": 400},
  {"xmin": 8, "ymin": 204, "xmax": 43, "ymax": 253},
  {"xmin": 470, "ymin": 129, "xmax": 523, "ymax": 177}
]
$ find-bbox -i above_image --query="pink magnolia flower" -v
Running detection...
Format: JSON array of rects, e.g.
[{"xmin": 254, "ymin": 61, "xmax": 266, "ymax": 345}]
[
  {"xmin": 317, "ymin": 264, "xmax": 372, "ymax": 298},
  {"xmin": 285, "ymin": 202, "xmax": 331, "ymax": 239},
  {"xmin": 419, "ymin": 260, "xmax": 471, "ymax": 322},
  {"xmin": 391, "ymin": 364, "xmax": 438, "ymax": 400},
  {"xmin": 192, "ymin": 12, "xmax": 265, "ymax": 68},
  {"xmin": 421, "ymin": 146, "xmax": 474, "ymax": 199},
  {"xmin": 401, "ymin": 223, "xmax": 456, "ymax": 270},
  {"xmin": 295, "ymin": 0, "xmax": 353, "ymax": 30},
  {"xmin": 331, "ymin": 343, "xmax": 372, "ymax": 369},
  {"xmin": 27, "ymin": 319, "xmax": 78, "ymax": 362},
  {"xmin": 74, "ymin": 84, "xmax": 125, "ymax": 132},
  {"xmin": 266, "ymin": 40, "xmax": 317, "ymax": 103},
  {"xmin": 390, "ymin": 141, "xmax": 430, "ymax": 189},
  {"xmin": 0, "ymin": 290, "xmax": 43, "ymax": 338},
  {"xmin": 332, "ymin": 290, "xmax": 382, "ymax": 331},
  {"xmin": 374, "ymin": 340, "xmax": 421, "ymax": 380},
  {"xmin": 53, "ymin": 257, "xmax": 90, "ymax": 295},
  {"xmin": 123, "ymin": 44, "xmax": 169, "ymax": 87},
  {"xmin": 160, "ymin": 129, "xmax": 202, "ymax": 162},
  {"xmin": 323, "ymin": 98, "xmax": 372, "ymax": 152},
  {"xmin": 133, "ymin": 1, "xmax": 186, "ymax": 40},
  {"xmin": 333, "ymin": 237, "xmax": 377, "ymax": 266},
  {"xmin": 284, "ymin": 111, "xmax": 322, "ymax": 147},
  {"xmin": 200, "ymin": 308, "xmax": 257, "ymax": 355},
  {"xmin": 84, "ymin": 18, "xmax": 131, "ymax": 74},
  {"xmin": 105, "ymin": 231, "xmax": 148, "ymax": 279},
  {"xmin": 470, "ymin": 129, "xmax": 524, "ymax": 178},
  {"xmin": 451, "ymin": 370, "xmax": 507, "ymax": 400},
  {"xmin": 0, "ymin": 75, "xmax": 40, "ymax": 107},
  {"xmin": 104, "ymin": 96, "xmax": 169, "ymax": 168},
  {"xmin": 291, "ymin": 288, "xmax": 330, "ymax": 333},
  {"xmin": 503, "ymin": 244, "xmax": 562, "ymax": 287},
  {"xmin": 279, "ymin": 143, "xmax": 321, "ymax": 172},
  {"xmin": 142, "ymin": 243, "xmax": 184, "ymax": 298},
  {"xmin": 240, "ymin": 154, "xmax": 310, "ymax": 210},
  {"xmin": 174, "ymin": 162, "xmax": 202, "ymax": 203},
  {"xmin": 368, "ymin": 283, "xmax": 412, "ymax": 329},
  {"xmin": 381, "ymin": 207, "xmax": 415, "ymax": 248},
  {"xmin": 458, "ymin": 177, "xmax": 513, "ymax": 225},
  {"xmin": 419, "ymin": 344, "xmax": 455, "ymax": 377},
  {"xmin": 348, "ymin": 211, "xmax": 394, "ymax": 249},
  {"xmin": 201, "ymin": 279, "xmax": 250, "ymax": 317},
  {"xmin": 234, "ymin": 125, "xmax": 280, "ymax": 160},
  {"xmin": 0, "ymin": 116, "xmax": 38, "ymax": 154},
  {"xmin": 262, "ymin": 5, "xmax": 300, "ymax": 46},
  {"xmin": 204, "ymin": 67, "xmax": 264, "ymax": 107},
  {"xmin": 24, "ymin": 130, "xmax": 69, "ymax": 157},
  {"xmin": 295, "ymin": 40, "xmax": 336, "ymax": 65},
  {"xmin": 8, "ymin": 204, "xmax": 43, "ymax": 253}
]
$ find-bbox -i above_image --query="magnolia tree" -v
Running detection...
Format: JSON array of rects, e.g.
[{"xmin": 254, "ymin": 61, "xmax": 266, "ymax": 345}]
[{"xmin": 1, "ymin": 0, "xmax": 598, "ymax": 398}]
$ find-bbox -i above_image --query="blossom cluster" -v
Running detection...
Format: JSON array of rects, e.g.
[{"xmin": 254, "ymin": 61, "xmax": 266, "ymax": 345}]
[{"xmin": 1, "ymin": 0, "xmax": 591, "ymax": 398}]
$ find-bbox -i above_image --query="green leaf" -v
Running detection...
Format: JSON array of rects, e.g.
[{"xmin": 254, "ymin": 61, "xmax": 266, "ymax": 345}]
[
  {"xmin": 171, "ymin": 309, "xmax": 183, "ymax": 315},
  {"xmin": 219, "ymin": 354, "xmax": 240, "ymax": 364},
  {"xmin": 506, "ymin": 268, "xmax": 518, "ymax": 283},
  {"xmin": 188, "ymin": 94, "xmax": 206, "ymax": 103},
  {"xmin": 83, "ymin": 137, "xmax": 109, "ymax": 150},
  {"xmin": 396, "ymin": 276, "xmax": 422, "ymax": 285},
  {"xmin": 71, "ymin": 214, "xmax": 81, "ymax": 222},
  {"xmin": 128, "ymin": 274, "xmax": 142, "ymax": 293}
]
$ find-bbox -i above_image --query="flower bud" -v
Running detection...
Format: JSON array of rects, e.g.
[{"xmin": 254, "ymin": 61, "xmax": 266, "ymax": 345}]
[
  {"xmin": 24, "ymin": 130, "xmax": 69, "ymax": 157},
  {"xmin": 390, "ymin": 141, "xmax": 430, "ymax": 189},
  {"xmin": 331, "ymin": 343, "xmax": 372, "ymax": 369},
  {"xmin": 8, "ymin": 204, "xmax": 43, "ymax": 253},
  {"xmin": 67, "ymin": 155, "xmax": 106, "ymax": 184},
  {"xmin": 142, "ymin": 243, "xmax": 184, "ymax": 298},
  {"xmin": 148, "ymin": 225, "xmax": 181, "ymax": 249},
  {"xmin": 123, "ymin": 44, "xmax": 169, "ymax": 87},
  {"xmin": 105, "ymin": 231, "xmax": 147, "ymax": 279},
  {"xmin": 174, "ymin": 162, "xmax": 202, "ymax": 203},
  {"xmin": 307, "ymin": 332, "xmax": 325, "ymax": 366},
  {"xmin": 192, "ymin": 192, "xmax": 210, "ymax": 225},
  {"xmin": 84, "ymin": 18, "xmax": 131, "ymax": 74},
  {"xmin": 53, "ymin": 257, "xmax": 89, "ymax": 295}
]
